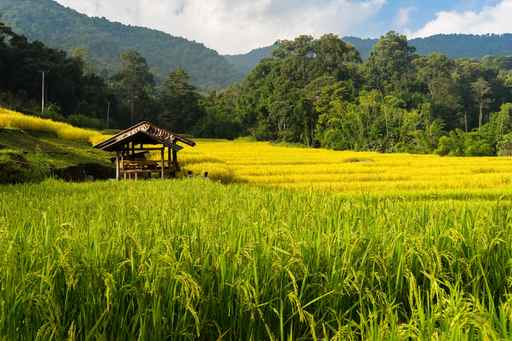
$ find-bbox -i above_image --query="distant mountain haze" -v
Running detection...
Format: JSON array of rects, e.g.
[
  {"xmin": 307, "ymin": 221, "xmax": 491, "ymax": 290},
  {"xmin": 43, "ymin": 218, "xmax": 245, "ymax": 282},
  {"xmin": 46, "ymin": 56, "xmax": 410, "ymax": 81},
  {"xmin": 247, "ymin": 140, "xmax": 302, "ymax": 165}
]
[
  {"xmin": 348, "ymin": 35, "xmax": 512, "ymax": 60},
  {"xmin": 1, "ymin": 0, "xmax": 512, "ymax": 88},
  {"xmin": 224, "ymin": 45, "xmax": 279, "ymax": 76}
]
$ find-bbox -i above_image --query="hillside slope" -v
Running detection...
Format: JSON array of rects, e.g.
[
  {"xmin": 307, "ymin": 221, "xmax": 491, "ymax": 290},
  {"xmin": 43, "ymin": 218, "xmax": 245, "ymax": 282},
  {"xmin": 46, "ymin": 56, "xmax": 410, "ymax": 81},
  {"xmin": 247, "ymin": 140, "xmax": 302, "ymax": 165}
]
[
  {"xmin": 0, "ymin": 0, "xmax": 243, "ymax": 89},
  {"xmin": 0, "ymin": 108, "xmax": 113, "ymax": 183},
  {"xmin": 225, "ymin": 45, "xmax": 276, "ymax": 75},
  {"xmin": 0, "ymin": 129, "xmax": 114, "ymax": 183},
  {"xmin": 347, "ymin": 34, "xmax": 512, "ymax": 59}
]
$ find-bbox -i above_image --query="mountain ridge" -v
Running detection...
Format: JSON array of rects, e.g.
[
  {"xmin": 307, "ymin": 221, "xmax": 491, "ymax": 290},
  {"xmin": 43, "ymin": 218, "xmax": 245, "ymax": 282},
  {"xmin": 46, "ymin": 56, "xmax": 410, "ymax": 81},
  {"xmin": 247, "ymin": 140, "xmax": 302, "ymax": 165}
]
[
  {"xmin": 2, "ymin": 0, "xmax": 512, "ymax": 88},
  {"xmin": 0, "ymin": 0, "xmax": 244, "ymax": 89},
  {"xmin": 226, "ymin": 34, "xmax": 512, "ymax": 76}
]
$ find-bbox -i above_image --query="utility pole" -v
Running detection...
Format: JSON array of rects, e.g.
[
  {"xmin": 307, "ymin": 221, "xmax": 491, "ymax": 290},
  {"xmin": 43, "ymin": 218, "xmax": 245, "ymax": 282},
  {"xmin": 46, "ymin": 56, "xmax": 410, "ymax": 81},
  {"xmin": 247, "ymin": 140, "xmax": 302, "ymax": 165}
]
[
  {"xmin": 41, "ymin": 71, "xmax": 46, "ymax": 114},
  {"xmin": 130, "ymin": 100, "xmax": 135, "ymax": 125},
  {"xmin": 106, "ymin": 101, "xmax": 111, "ymax": 129}
]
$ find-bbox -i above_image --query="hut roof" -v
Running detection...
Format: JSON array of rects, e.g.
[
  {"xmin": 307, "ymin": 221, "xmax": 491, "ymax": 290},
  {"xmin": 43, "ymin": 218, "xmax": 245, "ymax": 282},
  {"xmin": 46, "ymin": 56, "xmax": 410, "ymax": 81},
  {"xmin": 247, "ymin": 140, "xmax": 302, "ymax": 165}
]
[{"xmin": 94, "ymin": 121, "xmax": 196, "ymax": 152}]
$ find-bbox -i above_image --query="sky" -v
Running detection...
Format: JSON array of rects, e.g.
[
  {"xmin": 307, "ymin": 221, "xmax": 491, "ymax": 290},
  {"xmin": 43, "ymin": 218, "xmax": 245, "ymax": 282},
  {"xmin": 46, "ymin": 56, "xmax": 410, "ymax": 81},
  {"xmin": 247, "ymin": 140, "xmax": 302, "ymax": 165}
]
[{"xmin": 53, "ymin": 0, "xmax": 512, "ymax": 54}]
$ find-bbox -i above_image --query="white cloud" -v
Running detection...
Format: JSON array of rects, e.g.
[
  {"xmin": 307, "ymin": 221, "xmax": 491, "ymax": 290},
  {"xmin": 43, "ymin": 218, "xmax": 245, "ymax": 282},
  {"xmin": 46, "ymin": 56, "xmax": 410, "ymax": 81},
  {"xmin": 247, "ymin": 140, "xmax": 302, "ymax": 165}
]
[
  {"xmin": 54, "ymin": 0, "xmax": 386, "ymax": 54},
  {"xmin": 395, "ymin": 7, "xmax": 413, "ymax": 30},
  {"xmin": 412, "ymin": 0, "xmax": 512, "ymax": 38}
]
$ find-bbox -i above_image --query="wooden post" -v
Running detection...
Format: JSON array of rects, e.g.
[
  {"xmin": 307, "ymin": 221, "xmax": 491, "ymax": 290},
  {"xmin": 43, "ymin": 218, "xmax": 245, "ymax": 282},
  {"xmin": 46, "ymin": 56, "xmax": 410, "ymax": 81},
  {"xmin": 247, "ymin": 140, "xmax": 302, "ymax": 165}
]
[
  {"xmin": 121, "ymin": 154, "xmax": 124, "ymax": 181},
  {"xmin": 115, "ymin": 152, "xmax": 120, "ymax": 181},
  {"xmin": 167, "ymin": 146, "xmax": 173, "ymax": 179},
  {"xmin": 161, "ymin": 147, "xmax": 165, "ymax": 179},
  {"xmin": 172, "ymin": 149, "xmax": 178, "ymax": 170}
]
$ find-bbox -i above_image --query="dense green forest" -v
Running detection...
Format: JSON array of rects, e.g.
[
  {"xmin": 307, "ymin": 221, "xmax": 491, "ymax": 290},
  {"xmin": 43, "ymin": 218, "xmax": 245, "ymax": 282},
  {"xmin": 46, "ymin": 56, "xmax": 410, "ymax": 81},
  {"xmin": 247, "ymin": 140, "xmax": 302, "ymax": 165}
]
[
  {"xmin": 0, "ymin": 0, "xmax": 243, "ymax": 89},
  {"xmin": 0, "ymin": 22, "xmax": 114, "ymax": 126},
  {"xmin": 2, "ymin": 16, "xmax": 512, "ymax": 156},
  {"xmin": 0, "ymin": 21, "xmax": 204, "ymax": 132},
  {"xmin": 217, "ymin": 33, "xmax": 512, "ymax": 156},
  {"xmin": 229, "ymin": 34, "xmax": 512, "ymax": 76}
]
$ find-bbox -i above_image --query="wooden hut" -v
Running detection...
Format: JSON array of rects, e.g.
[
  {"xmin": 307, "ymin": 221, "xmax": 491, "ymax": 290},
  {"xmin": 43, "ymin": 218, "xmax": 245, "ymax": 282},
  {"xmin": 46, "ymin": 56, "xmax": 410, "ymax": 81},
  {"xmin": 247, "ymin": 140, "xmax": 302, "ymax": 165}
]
[{"xmin": 94, "ymin": 121, "xmax": 196, "ymax": 180}]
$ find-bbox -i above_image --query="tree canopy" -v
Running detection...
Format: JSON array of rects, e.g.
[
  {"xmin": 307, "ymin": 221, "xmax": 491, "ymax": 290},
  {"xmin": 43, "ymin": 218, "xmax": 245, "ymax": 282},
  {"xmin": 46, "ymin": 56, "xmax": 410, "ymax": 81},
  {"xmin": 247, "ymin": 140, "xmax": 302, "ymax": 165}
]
[
  {"xmin": 221, "ymin": 33, "xmax": 512, "ymax": 155},
  {"xmin": 2, "ymin": 21, "xmax": 512, "ymax": 157}
]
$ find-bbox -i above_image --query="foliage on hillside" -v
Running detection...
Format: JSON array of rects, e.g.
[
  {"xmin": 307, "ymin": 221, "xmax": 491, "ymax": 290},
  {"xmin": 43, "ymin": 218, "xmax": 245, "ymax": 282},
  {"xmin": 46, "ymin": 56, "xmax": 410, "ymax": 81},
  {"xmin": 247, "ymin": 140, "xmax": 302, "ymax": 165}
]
[
  {"xmin": 216, "ymin": 32, "xmax": 512, "ymax": 156},
  {"xmin": 347, "ymin": 34, "xmax": 512, "ymax": 60},
  {"xmin": 0, "ymin": 22, "xmax": 205, "ymax": 130},
  {"xmin": 4, "ymin": 0, "xmax": 512, "ymax": 87},
  {"xmin": 0, "ymin": 0, "xmax": 243, "ymax": 89}
]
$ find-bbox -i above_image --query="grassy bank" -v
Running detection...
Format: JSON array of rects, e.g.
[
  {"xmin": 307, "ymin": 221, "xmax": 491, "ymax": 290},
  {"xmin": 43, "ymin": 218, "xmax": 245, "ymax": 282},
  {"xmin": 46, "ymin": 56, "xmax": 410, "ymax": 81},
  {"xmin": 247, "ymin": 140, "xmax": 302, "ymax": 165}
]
[
  {"xmin": 0, "ymin": 108, "xmax": 102, "ymax": 144},
  {"xmin": 0, "ymin": 108, "xmax": 113, "ymax": 183},
  {"xmin": 2, "ymin": 179, "xmax": 512, "ymax": 339}
]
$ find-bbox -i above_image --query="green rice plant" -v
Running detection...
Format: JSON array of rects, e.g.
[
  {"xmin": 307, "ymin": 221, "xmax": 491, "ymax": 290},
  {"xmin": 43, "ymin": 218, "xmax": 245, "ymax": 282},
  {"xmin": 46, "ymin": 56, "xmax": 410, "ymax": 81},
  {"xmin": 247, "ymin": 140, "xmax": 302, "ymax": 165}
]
[{"xmin": 2, "ymin": 179, "xmax": 512, "ymax": 339}]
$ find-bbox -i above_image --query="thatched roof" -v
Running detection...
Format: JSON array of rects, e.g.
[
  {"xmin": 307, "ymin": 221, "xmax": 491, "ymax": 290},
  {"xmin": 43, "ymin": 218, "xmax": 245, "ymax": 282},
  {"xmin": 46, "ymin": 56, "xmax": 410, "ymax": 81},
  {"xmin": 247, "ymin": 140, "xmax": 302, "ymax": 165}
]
[{"xmin": 94, "ymin": 121, "xmax": 196, "ymax": 152}]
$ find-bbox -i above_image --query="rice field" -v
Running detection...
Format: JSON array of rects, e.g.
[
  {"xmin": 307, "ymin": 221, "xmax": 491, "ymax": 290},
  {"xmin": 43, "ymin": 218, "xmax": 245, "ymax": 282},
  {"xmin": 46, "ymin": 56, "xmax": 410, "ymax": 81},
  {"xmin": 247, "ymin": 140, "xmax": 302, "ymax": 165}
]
[
  {"xmin": 181, "ymin": 139, "xmax": 512, "ymax": 200},
  {"xmin": 4, "ymin": 110, "xmax": 512, "ymax": 338},
  {"xmin": 2, "ymin": 180, "xmax": 512, "ymax": 339},
  {"xmin": 0, "ymin": 108, "xmax": 102, "ymax": 144}
]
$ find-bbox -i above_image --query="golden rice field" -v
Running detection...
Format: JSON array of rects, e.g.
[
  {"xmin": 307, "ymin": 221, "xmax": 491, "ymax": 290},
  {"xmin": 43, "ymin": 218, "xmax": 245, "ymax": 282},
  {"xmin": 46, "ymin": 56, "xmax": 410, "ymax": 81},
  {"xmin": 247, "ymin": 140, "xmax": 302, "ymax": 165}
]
[
  {"xmin": 2, "ymin": 107, "xmax": 512, "ymax": 200},
  {"xmin": 181, "ymin": 139, "xmax": 512, "ymax": 199},
  {"xmin": 0, "ymin": 107, "xmax": 102, "ymax": 144}
]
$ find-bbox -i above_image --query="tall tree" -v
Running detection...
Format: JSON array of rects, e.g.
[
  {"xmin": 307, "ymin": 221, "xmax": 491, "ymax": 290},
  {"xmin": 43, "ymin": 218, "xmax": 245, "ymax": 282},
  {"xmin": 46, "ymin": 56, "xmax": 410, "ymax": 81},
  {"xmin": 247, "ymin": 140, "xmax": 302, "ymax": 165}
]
[
  {"xmin": 366, "ymin": 31, "xmax": 417, "ymax": 98},
  {"xmin": 471, "ymin": 78, "xmax": 492, "ymax": 129},
  {"xmin": 238, "ymin": 34, "xmax": 362, "ymax": 144},
  {"xmin": 415, "ymin": 54, "xmax": 462, "ymax": 129},
  {"xmin": 158, "ymin": 68, "xmax": 203, "ymax": 133},
  {"xmin": 112, "ymin": 50, "xmax": 155, "ymax": 125},
  {"xmin": 70, "ymin": 48, "xmax": 96, "ymax": 75}
]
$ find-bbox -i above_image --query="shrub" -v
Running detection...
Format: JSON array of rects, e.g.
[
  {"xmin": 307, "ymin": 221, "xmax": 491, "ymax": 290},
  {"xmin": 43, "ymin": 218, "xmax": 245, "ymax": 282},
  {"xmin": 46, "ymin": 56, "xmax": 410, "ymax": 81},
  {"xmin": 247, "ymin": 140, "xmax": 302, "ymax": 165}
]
[
  {"xmin": 463, "ymin": 132, "xmax": 495, "ymax": 156},
  {"xmin": 67, "ymin": 114, "xmax": 105, "ymax": 130},
  {"xmin": 497, "ymin": 132, "xmax": 512, "ymax": 156},
  {"xmin": 436, "ymin": 130, "xmax": 465, "ymax": 156},
  {"xmin": 436, "ymin": 129, "xmax": 495, "ymax": 156}
]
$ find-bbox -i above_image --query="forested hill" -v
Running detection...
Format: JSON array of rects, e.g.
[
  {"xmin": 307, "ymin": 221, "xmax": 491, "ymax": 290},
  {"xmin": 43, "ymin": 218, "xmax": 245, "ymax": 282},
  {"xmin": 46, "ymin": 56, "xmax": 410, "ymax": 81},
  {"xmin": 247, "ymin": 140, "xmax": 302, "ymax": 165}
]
[
  {"xmin": 0, "ymin": 0, "xmax": 243, "ymax": 89},
  {"xmin": 225, "ymin": 45, "xmax": 277, "ymax": 75},
  {"xmin": 348, "ymin": 34, "xmax": 512, "ymax": 59},
  {"xmin": 228, "ymin": 34, "xmax": 512, "ymax": 76}
]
